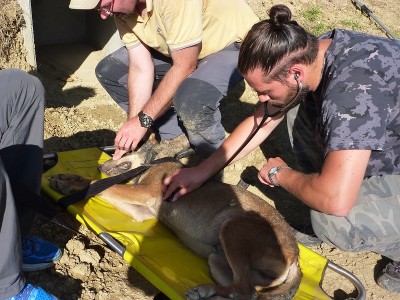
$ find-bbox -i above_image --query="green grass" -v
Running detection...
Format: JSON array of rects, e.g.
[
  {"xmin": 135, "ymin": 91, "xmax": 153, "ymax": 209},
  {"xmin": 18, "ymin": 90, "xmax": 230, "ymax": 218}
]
[
  {"xmin": 301, "ymin": 6, "xmax": 329, "ymax": 36},
  {"xmin": 311, "ymin": 23, "xmax": 329, "ymax": 36},
  {"xmin": 339, "ymin": 19, "xmax": 362, "ymax": 31},
  {"xmin": 302, "ymin": 6, "xmax": 322, "ymax": 22}
]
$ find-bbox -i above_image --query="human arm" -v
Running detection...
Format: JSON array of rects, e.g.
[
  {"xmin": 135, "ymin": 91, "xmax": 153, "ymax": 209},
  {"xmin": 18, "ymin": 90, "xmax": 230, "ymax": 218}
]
[
  {"xmin": 162, "ymin": 104, "xmax": 285, "ymax": 200},
  {"xmin": 113, "ymin": 43, "xmax": 200, "ymax": 160},
  {"xmin": 259, "ymin": 149, "xmax": 371, "ymax": 216}
]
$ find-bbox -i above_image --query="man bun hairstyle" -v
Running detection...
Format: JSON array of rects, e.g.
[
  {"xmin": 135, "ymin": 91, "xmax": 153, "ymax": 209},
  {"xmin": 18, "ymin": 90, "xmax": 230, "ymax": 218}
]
[
  {"xmin": 269, "ymin": 4, "xmax": 294, "ymax": 29},
  {"xmin": 238, "ymin": 4, "xmax": 318, "ymax": 81}
]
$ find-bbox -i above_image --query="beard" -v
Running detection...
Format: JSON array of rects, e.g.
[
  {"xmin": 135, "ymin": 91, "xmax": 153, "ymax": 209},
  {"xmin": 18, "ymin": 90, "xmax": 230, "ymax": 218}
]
[
  {"xmin": 282, "ymin": 83, "xmax": 310, "ymax": 111},
  {"xmin": 264, "ymin": 82, "xmax": 311, "ymax": 118}
]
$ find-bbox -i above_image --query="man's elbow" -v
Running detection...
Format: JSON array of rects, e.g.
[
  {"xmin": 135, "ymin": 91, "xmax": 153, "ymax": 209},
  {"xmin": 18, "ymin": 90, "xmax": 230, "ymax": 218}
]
[
  {"xmin": 173, "ymin": 59, "xmax": 197, "ymax": 76},
  {"xmin": 321, "ymin": 194, "xmax": 353, "ymax": 217},
  {"xmin": 184, "ymin": 63, "xmax": 197, "ymax": 76},
  {"xmin": 330, "ymin": 207, "xmax": 350, "ymax": 217}
]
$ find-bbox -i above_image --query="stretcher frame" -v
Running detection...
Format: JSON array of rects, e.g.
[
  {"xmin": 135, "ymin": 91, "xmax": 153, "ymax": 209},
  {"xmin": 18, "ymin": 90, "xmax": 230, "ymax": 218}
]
[{"xmin": 41, "ymin": 147, "xmax": 366, "ymax": 300}]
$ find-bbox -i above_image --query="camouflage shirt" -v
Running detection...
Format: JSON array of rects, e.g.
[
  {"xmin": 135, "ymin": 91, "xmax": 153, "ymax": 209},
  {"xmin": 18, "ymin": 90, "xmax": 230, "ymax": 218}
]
[{"xmin": 310, "ymin": 29, "xmax": 400, "ymax": 176}]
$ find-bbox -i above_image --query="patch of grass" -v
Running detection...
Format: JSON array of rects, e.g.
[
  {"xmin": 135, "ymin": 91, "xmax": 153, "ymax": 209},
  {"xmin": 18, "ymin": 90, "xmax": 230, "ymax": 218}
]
[
  {"xmin": 311, "ymin": 23, "xmax": 330, "ymax": 36},
  {"xmin": 301, "ymin": 6, "xmax": 329, "ymax": 36},
  {"xmin": 339, "ymin": 19, "xmax": 362, "ymax": 31},
  {"xmin": 302, "ymin": 6, "xmax": 322, "ymax": 22}
]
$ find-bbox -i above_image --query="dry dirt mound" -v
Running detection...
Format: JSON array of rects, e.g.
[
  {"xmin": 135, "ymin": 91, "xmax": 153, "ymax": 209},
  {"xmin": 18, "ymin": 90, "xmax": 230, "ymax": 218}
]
[{"xmin": 0, "ymin": 0, "xmax": 31, "ymax": 71}]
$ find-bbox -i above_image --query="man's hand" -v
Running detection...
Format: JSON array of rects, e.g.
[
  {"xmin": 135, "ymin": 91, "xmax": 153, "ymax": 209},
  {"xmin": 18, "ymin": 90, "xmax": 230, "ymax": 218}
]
[
  {"xmin": 113, "ymin": 117, "xmax": 148, "ymax": 160},
  {"xmin": 162, "ymin": 166, "xmax": 209, "ymax": 201},
  {"xmin": 258, "ymin": 157, "xmax": 288, "ymax": 187}
]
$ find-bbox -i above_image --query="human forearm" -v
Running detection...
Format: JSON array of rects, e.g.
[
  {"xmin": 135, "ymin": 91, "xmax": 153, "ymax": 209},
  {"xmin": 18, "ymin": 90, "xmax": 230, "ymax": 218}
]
[
  {"xmin": 141, "ymin": 64, "xmax": 194, "ymax": 119},
  {"xmin": 199, "ymin": 111, "xmax": 283, "ymax": 178},
  {"xmin": 127, "ymin": 67, "xmax": 154, "ymax": 118},
  {"xmin": 162, "ymin": 110, "xmax": 283, "ymax": 200},
  {"xmin": 262, "ymin": 150, "xmax": 370, "ymax": 216},
  {"xmin": 140, "ymin": 45, "xmax": 199, "ymax": 120},
  {"xmin": 277, "ymin": 169, "xmax": 343, "ymax": 214},
  {"xmin": 127, "ymin": 44, "xmax": 155, "ymax": 118},
  {"xmin": 114, "ymin": 45, "xmax": 199, "ymax": 160}
]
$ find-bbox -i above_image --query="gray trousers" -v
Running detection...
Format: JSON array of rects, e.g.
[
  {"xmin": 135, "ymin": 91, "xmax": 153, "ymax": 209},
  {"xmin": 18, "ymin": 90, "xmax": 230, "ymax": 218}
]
[
  {"xmin": 95, "ymin": 44, "xmax": 243, "ymax": 157},
  {"xmin": 0, "ymin": 69, "xmax": 45, "ymax": 298},
  {"xmin": 287, "ymin": 103, "xmax": 400, "ymax": 261}
]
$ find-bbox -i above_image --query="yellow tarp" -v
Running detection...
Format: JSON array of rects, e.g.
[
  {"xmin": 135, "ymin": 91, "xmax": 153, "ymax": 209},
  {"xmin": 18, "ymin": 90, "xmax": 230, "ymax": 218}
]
[{"xmin": 41, "ymin": 148, "xmax": 330, "ymax": 300}]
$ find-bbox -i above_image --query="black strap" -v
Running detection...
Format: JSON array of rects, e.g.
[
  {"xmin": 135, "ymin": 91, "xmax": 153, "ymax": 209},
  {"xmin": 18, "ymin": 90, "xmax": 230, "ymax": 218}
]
[{"xmin": 58, "ymin": 157, "xmax": 177, "ymax": 209}]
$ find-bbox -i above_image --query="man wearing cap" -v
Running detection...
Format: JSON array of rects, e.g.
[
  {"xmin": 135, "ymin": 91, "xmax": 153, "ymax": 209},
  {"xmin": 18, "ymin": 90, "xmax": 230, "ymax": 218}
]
[{"xmin": 69, "ymin": 0, "xmax": 259, "ymax": 160}]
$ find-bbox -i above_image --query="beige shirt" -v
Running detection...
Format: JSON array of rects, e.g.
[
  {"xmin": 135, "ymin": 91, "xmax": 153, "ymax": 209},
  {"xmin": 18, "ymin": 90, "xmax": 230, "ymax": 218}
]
[{"xmin": 115, "ymin": 0, "xmax": 259, "ymax": 59}]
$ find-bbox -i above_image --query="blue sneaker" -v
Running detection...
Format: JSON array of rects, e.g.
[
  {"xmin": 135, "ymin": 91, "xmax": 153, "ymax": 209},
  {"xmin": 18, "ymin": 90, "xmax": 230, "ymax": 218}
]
[
  {"xmin": 6, "ymin": 284, "xmax": 57, "ymax": 300},
  {"xmin": 22, "ymin": 237, "xmax": 62, "ymax": 272}
]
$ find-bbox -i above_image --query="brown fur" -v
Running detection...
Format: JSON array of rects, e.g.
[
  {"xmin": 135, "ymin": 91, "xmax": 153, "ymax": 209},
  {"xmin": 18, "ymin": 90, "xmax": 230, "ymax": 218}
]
[{"xmin": 49, "ymin": 136, "xmax": 301, "ymax": 300}]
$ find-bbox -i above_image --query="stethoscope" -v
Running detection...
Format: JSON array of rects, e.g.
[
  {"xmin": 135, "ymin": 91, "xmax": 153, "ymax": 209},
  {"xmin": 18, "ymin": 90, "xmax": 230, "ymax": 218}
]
[{"xmin": 214, "ymin": 73, "xmax": 303, "ymax": 175}]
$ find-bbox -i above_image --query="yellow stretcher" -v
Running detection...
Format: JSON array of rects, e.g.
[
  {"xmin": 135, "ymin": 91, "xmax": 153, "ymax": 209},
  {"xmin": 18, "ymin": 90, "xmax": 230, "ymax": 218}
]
[{"xmin": 41, "ymin": 148, "xmax": 366, "ymax": 300}]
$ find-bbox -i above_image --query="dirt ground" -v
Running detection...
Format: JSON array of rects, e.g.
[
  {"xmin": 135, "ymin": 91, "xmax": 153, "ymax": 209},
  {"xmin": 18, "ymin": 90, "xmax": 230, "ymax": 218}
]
[{"xmin": 2, "ymin": 0, "xmax": 400, "ymax": 299}]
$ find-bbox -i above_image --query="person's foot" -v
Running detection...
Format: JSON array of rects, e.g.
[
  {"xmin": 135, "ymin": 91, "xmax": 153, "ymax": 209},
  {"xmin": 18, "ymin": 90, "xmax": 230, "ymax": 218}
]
[
  {"xmin": 6, "ymin": 283, "xmax": 57, "ymax": 299},
  {"xmin": 377, "ymin": 260, "xmax": 400, "ymax": 292},
  {"xmin": 22, "ymin": 237, "xmax": 62, "ymax": 272},
  {"xmin": 293, "ymin": 224, "xmax": 322, "ymax": 247}
]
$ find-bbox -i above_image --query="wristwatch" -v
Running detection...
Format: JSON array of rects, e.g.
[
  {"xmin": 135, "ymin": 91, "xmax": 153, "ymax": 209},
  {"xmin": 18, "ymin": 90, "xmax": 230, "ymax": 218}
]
[
  {"xmin": 268, "ymin": 166, "xmax": 291, "ymax": 186},
  {"xmin": 138, "ymin": 110, "xmax": 154, "ymax": 128}
]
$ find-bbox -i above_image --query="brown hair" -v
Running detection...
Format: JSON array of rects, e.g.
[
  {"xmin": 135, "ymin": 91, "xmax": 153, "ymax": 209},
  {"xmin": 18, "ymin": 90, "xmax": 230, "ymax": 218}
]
[{"xmin": 238, "ymin": 5, "xmax": 319, "ymax": 82}]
